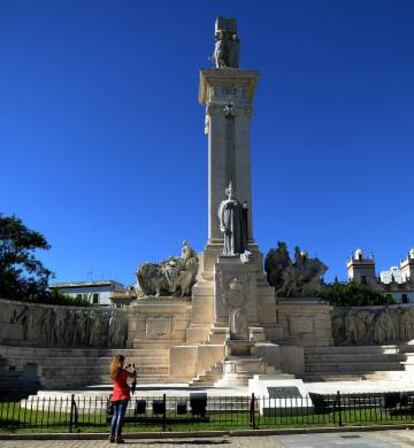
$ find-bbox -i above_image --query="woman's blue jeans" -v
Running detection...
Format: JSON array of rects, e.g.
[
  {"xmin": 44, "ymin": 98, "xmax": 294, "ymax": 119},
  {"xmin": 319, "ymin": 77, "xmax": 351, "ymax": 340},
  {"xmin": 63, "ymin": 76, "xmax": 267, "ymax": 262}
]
[{"xmin": 110, "ymin": 400, "xmax": 128, "ymax": 437}]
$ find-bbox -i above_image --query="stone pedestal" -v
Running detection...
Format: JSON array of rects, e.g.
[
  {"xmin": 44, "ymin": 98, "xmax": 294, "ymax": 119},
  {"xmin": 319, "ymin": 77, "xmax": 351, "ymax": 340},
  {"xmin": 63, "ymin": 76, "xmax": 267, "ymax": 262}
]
[
  {"xmin": 248, "ymin": 375, "xmax": 313, "ymax": 416},
  {"xmin": 225, "ymin": 339, "xmax": 254, "ymax": 357},
  {"xmin": 216, "ymin": 356, "xmax": 275, "ymax": 388},
  {"xmin": 127, "ymin": 297, "xmax": 192, "ymax": 349},
  {"xmin": 277, "ymin": 298, "xmax": 333, "ymax": 347}
]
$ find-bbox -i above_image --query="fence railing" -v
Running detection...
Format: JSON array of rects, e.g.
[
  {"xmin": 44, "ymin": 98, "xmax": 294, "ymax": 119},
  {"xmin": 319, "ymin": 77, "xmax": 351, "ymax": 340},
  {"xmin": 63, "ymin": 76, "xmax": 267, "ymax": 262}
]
[{"xmin": 2, "ymin": 391, "xmax": 414, "ymax": 433}]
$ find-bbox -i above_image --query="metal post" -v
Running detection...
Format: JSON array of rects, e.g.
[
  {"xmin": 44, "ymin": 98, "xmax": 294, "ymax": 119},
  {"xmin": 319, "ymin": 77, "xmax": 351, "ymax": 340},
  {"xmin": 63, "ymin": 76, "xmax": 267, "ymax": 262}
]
[
  {"xmin": 337, "ymin": 391, "xmax": 343, "ymax": 426},
  {"xmin": 69, "ymin": 394, "xmax": 75, "ymax": 433},
  {"xmin": 250, "ymin": 393, "xmax": 256, "ymax": 429},
  {"xmin": 162, "ymin": 394, "xmax": 167, "ymax": 432}
]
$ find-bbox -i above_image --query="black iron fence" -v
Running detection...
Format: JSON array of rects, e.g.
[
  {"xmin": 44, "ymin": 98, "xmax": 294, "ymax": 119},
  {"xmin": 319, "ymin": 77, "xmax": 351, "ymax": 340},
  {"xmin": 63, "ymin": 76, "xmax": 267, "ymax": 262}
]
[{"xmin": 2, "ymin": 391, "xmax": 414, "ymax": 433}]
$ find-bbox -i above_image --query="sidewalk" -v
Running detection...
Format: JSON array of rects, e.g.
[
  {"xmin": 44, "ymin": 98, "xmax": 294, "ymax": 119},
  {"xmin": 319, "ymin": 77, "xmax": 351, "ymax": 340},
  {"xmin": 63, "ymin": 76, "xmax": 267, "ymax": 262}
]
[{"xmin": 2, "ymin": 430, "xmax": 414, "ymax": 448}]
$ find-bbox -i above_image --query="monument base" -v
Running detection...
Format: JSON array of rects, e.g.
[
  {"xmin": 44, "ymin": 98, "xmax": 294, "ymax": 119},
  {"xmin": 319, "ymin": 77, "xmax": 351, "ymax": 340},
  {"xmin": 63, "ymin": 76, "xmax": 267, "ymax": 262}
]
[
  {"xmin": 277, "ymin": 298, "xmax": 333, "ymax": 347},
  {"xmin": 216, "ymin": 355, "xmax": 278, "ymax": 388},
  {"xmin": 248, "ymin": 375, "xmax": 314, "ymax": 416},
  {"xmin": 126, "ymin": 297, "xmax": 192, "ymax": 349},
  {"xmin": 225, "ymin": 339, "xmax": 254, "ymax": 357}
]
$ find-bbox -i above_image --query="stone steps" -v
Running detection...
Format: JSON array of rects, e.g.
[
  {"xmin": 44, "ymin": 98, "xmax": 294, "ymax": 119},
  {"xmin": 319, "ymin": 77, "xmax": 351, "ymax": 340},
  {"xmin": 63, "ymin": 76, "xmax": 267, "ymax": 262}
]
[
  {"xmin": 303, "ymin": 345, "xmax": 409, "ymax": 382},
  {"xmin": 305, "ymin": 354, "xmax": 406, "ymax": 364},
  {"xmin": 5, "ymin": 356, "xmax": 169, "ymax": 367},
  {"xmin": 0, "ymin": 345, "xmax": 172, "ymax": 390},
  {"xmin": 189, "ymin": 362, "xmax": 223, "ymax": 387},
  {"xmin": 305, "ymin": 345, "xmax": 414, "ymax": 355},
  {"xmin": 0, "ymin": 346, "xmax": 169, "ymax": 357},
  {"xmin": 301, "ymin": 371, "xmax": 406, "ymax": 382},
  {"xmin": 43, "ymin": 376, "xmax": 176, "ymax": 388},
  {"xmin": 305, "ymin": 362, "xmax": 405, "ymax": 374}
]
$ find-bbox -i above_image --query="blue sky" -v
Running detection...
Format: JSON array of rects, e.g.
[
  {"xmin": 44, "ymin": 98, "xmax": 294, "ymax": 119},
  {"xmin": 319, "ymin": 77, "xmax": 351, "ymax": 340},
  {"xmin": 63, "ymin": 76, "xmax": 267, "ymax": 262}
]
[{"xmin": 0, "ymin": 0, "xmax": 413, "ymax": 286}]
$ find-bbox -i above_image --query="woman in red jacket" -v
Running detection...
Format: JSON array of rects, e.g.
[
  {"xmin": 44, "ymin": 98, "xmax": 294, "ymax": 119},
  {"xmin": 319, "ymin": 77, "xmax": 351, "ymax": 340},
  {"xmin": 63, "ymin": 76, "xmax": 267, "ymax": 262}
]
[{"xmin": 109, "ymin": 355, "xmax": 136, "ymax": 444}]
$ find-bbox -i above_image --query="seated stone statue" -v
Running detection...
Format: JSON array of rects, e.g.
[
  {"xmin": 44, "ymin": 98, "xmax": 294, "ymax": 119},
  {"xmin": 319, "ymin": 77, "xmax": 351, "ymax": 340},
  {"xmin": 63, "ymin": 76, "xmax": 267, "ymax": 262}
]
[{"xmin": 136, "ymin": 241, "xmax": 199, "ymax": 298}]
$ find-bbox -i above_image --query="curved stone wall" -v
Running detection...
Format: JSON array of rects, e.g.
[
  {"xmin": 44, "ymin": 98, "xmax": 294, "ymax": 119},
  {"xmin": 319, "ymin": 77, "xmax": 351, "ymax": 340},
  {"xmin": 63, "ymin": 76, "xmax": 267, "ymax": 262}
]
[
  {"xmin": 332, "ymin": 305, "xmax": 414, "ymax": 346},
  {"xmin": 0, "ymin": 298, "xmax": 128, "ymax": 348}
]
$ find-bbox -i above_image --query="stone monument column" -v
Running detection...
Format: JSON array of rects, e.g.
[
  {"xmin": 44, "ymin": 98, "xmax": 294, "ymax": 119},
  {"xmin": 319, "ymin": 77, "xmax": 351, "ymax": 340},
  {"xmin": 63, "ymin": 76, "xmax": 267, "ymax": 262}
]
[
  {"xmin": 199, "ymin": 70, "xmax": 259, "ymax": 245},
  {"xmin": 186, "ymin": 18, "xmax": 281, "ymax": 348}
]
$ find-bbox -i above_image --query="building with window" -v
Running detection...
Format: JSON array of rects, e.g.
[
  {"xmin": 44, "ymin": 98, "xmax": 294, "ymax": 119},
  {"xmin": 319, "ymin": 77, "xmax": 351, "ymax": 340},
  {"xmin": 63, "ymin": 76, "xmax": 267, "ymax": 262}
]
[
  {"xmin": 52, "ymin": 280, "xmax": 125, "ymax": 306},
  {"xmin": 346, "ymin": 248, "xmax": 377, "ymax": 287},
  {"xmin": 346, "ymin": 248, "xmax": 414, "ymax": 304}
]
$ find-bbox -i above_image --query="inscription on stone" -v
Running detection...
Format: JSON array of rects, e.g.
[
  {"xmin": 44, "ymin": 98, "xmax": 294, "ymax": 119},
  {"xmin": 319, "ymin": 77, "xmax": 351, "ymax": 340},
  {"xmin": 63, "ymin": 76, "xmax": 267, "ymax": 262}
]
[
  {"xmin": 267, "ymin": 386, "xmax": 301, "ymax": 398},
  {"xmin": 209, "ymin": 85, "xmax": 247, "ymax": 101}
]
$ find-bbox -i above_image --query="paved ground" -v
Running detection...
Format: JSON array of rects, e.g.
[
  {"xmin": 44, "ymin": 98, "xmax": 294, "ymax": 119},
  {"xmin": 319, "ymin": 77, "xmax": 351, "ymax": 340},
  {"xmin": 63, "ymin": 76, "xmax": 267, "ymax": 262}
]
[{"xmin": 3, "ymin": 431, "xmax": 414, "ymax": 447}]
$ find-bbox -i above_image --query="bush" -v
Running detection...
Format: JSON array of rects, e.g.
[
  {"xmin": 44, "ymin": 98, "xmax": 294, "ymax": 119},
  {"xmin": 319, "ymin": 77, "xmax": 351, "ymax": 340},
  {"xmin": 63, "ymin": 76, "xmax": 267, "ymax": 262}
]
[{"xmin": 317, "ymin": 281, "xmax": 395, "ymax": 307}]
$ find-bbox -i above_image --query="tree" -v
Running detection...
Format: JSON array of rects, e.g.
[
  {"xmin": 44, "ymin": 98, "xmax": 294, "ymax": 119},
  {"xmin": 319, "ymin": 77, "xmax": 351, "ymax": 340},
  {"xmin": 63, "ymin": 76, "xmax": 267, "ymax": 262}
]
[
  {"xmin": 0, "ymin": 213, "xmax": 53, "ymax": 301},
  {"xmin": 317, "ymin": 281, "xmax": 395, "ymax": 307}
]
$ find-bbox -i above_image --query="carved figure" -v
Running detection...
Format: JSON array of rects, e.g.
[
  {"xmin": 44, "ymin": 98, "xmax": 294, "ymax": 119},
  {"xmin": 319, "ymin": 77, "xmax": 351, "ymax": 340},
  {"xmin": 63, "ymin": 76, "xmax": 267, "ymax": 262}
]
[
  {"xmin": 212, "ymin": 17, "xmax": 240, "ymax": 68},
  {"xmin": 332, "ymin": 305, "xmax": 414, "ymax": 346},
  {"xmin": 213, "ymin": 32, "xmax": 226, "ymax": 68},
  {"xmin": 265, "ymin": 242, "xmax": 328, "ymax": 297},
  {"xmin": 218, "ymin": 182, "xmax": 248, "ymax": 256},
  {"xmin": 136, "ymin": 241, "xmax": 199, "ymax": 297},
  {"xmin": 222, "ymin": 277, "xmax": 249, "ymax": 340},
  {"xmin": 1, "ymin": 301, "xmax": 128, "ymax": 348}
]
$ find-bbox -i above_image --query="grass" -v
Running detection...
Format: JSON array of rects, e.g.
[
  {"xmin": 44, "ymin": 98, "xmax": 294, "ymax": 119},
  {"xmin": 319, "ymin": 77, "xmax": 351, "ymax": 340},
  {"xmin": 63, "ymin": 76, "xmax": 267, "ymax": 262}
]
[{"xmin": 2, "ymin": 401, "xmax": 414, "ymax": 434}]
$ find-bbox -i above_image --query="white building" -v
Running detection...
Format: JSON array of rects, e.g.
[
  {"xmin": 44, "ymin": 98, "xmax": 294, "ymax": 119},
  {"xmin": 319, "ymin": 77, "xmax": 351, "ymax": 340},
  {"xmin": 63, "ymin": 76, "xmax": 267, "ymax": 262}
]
[
  {"xmin": 347, "ymin": 248, "xmax": 414, "ymax": 304},
  {"xmin": 52, "ymin": 280, "xmax": 125, "ymax": 306},
  {"xmin": 380, "ymin": 266, "xmax": 404, "ymax": 284}
]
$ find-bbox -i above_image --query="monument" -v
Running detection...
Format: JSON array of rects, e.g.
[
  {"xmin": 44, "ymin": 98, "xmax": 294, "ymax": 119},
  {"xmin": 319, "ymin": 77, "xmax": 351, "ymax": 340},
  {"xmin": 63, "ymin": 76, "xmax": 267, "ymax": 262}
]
[
  {"xmin": 126, "ymin": 16, "xmax": 334, "ymax": 387},
  {"xmin": 167, "ymin": 17, "xmax": 304, "ymax": 387}
]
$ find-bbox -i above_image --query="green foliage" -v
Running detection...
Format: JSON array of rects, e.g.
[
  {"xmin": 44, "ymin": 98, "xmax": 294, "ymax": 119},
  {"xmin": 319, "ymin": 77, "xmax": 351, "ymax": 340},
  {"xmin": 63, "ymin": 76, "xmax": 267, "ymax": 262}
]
[
  {"xmin": 0, "ymin": 212, "xmax": 90, "ymax": 307},
  {"xmin": 0, "ymin": 213, "xmax": 51, "ymax": 301},
  {"xmin": 318, "ymin": 281, "xmax": 396, "ymax": 307},
  {"xmin": 31, "ymin": 288, "xmax": 91, "ymax": 307}
]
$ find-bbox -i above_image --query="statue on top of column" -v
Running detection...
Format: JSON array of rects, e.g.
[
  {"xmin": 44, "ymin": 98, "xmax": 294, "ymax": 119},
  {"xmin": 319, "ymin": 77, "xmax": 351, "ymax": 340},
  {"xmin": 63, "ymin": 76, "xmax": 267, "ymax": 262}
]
[
  {"xmin": 218, "ymin": 182, "xmax": 248, "ymax": 256},
  {"xmin": 212, "ymin": 17, "xmax": 240, "ymax": 69}
]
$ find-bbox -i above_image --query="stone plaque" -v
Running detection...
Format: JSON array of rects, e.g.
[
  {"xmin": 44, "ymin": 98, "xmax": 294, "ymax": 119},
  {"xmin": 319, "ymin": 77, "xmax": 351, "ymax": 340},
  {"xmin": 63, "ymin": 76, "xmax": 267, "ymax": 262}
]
[
  {"xmin": 145, "ymin": 317, "xmax": 171, "ymax": 338},
  {"xmin": 267, "ymin": 386, "xmax": 301, "ymax": 398},
  {"xmin": 289, "ymin": 317, "xmax": 313, "ymax": 334}
]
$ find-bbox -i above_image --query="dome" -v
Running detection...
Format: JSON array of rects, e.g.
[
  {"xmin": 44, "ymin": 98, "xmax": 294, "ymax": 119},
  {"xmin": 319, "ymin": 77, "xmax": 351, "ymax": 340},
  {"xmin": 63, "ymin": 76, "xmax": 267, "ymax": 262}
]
[{"xmin": 354, "ymin": 248, "xmax": 364, "ymax": 259}]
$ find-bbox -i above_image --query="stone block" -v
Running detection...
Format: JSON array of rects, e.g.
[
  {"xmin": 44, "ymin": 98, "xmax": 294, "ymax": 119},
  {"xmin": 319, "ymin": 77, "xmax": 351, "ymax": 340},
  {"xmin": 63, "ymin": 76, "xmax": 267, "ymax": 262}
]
[
  {"xmin": 279, "ymin": 345, "xmax": 305, "ymax": 375},
  {"xmin": 254, "ymin": 342, "xmax": 280, "ymax": 370},
  {"xmin": 248, "ymin": 375, "xmax": 313, "ymax": 416},
  {"xmin": 169, "ymin": 345, "xmax": 197, "ymax": 379},
  {"xmin": 196, "ymin": 344, "xmax": 224, "ymax": 374},
  {"xmin": 225, "ymin": 340, "xmax": 254, "ymax": 357},
  {"xmin": 189, "ymin": 294, "xmax": 214, "ymax": 325},
  {"xmin": 277, "ymin": 298, "xmax": 333, "ymax": 347},
  {"xmin": 186, "ymin": 325, "xmax": 210, "ymax": 344}
]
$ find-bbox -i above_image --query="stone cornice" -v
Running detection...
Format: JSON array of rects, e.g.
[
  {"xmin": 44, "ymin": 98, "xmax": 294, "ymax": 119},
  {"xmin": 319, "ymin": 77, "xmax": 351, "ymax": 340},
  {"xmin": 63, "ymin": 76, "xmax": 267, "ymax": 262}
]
[{"xmin": 199, "ymin": 68, "xmax": 260, "ymax": 104}]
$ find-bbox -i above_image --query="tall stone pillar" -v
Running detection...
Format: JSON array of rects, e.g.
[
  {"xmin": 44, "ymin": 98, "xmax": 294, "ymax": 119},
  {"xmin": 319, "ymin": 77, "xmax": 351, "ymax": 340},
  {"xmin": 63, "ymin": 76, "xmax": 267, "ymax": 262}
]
[{"xmin": 199, "ymin": 69, "xmax": 259, "ymax": 245}]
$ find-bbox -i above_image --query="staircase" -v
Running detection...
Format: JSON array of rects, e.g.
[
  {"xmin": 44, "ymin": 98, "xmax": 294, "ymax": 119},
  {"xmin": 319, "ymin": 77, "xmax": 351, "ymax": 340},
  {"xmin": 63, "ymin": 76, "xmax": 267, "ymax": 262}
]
[
  {"xmin": 301, "ymin": 345, "xmax": 410, "ymax": 382},
  {"xmin": 190, "ymin": 355, "xmax": 279, "ymax": 389},
  {"xmin": 0, "ymin": 346, "xmax": 187, "ymax": 390},
  {"xmin": 189, "ymin": 362, "xmax": 223, "ymax": 387},
  {"xmin": 215, "ymin": 358, "xmax": 279, "ymax": 388}
]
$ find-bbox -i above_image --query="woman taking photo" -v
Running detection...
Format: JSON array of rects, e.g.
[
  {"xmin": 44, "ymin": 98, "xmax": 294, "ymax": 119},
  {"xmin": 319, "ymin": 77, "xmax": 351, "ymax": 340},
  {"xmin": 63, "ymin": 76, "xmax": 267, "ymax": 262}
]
[{"xmin": 109, "ymin": 355, "xmax": 137, "ymax": 444}]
